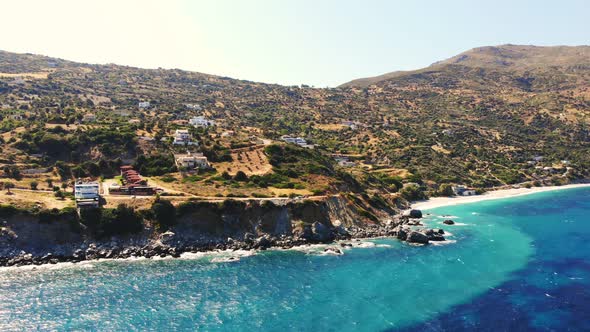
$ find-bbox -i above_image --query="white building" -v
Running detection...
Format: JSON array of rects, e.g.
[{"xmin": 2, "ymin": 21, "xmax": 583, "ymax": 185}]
[
  {"xmin": 74, "ymin": 182, "xmax": 100, "ymax": 200},
  {"xmin": 173, "ymin": 129, "xmax": 197, "ymax": 145},
  {"xmin": 189, "ymin": 116, "xmax": 215, "ymax": 127},
  {"xmin": 175, "ymin": 152, "xmax": 210, "ymax": 169},
  {"xmin": 138, "ymin": 101, "xmax": 151, "ymax": 109},
  {"xmin": 185, "ymin": 104, "xmax": 202, "ymax": 111},
  {"xmin": 334, "ymin": 155, "xmax": 355, "ymax": 167},
  {"xmin": 452, "ymin": 185, "xmax": 477, "ymax": 196},
  {"xmin": 281, "ymin": 135, "xmax": 314, "ymax": 149}
]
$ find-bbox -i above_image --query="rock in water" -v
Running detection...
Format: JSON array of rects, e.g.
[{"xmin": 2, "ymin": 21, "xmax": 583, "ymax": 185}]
[
  {"xmin": 403, "ymin": 209, "xmax": 423, "ymax": 219},
  {"xmin": 406, "ymin": 231, "xmax": 429, "ymax": 244},
  {"xmin": 443, "ymin": 220, "xmax": 455, "ymax": 225},
  {"xmin": 323, "ymin": 247, "xmax": 344, "ymax": 255}
]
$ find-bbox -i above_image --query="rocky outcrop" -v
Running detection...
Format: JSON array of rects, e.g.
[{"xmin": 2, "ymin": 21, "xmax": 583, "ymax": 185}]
[
  {"xmin": 0, "ymin": 195, "xmax": 439, "ymax": 267},
  {"xmin": 406, "ymin": 231, "xmax": 429, "ymax": 244},
  {"xmin": 402, "ymin": 209, "xmax": 423, "ymax": 219},
  {"xmin": 443, "ymin": 220, "xmax": 455, "ymax": 225}
]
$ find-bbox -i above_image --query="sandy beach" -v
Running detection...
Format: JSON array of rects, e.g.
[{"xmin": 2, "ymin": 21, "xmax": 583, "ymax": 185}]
[{"xmin": 413, "ymin": 183, "xmax": 590, "ymax": 210}]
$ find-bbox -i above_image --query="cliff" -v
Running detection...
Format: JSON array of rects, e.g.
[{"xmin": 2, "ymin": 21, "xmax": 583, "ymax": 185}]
[{"xmin": 0, "ymin": 195, "xmax": 410, "ymax": 266}]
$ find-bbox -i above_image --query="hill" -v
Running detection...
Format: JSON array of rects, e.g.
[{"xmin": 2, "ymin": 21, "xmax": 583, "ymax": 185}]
[
  {"xmin": 340, "ymin": 44, "xmax": 590, "ymax": 88},
  {"xmin": 0, "ymin": 45, "xmax": 589, "ymax": 211}
]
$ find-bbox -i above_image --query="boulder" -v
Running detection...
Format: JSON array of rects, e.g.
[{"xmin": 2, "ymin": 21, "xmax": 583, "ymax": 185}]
[
  {"xmin": 323, "ymin": 247, "xmax": 344, "ymax": 255},
  {"xmin": 406, "ymin": 231, "xmax": 429, "ymax": 244},
  {"xmin": 428, "ymin": 234, "xmax": 446, "ymax": 241},
  {"xmin": 255, "ymin": 236, "xmax": 272, "ymax": 250},
  {"xmin": 334, "ymin": 224, "xmax": 350, "ymax": 237},
  {"xmin": 443, "ymin": 220, "xmax": 455, "ymax": 225},
  {"xmin": 312, "ymin": 222, "xmax": 335, "ymax": 242},
  {"xmin": 41, "ymin": 253, "xmax": 53, "ymax": 261},
  {"xmin": 243, "ymin": 232, "xmax": 256, "ymax": 243},
  {"xmin": 396, "ymin": 227, "xmax": 408, "ymax": 241},
  {"xmin": 159, "ymin": 231, "xmax": 176, "ymax": 244},
  {"xmin": 403, "ymin": 209, "xmax": 423, "ymax": 219},
  {"xmin": 73, "ymin": 249, "xmax": 85, "ymax": 260}
]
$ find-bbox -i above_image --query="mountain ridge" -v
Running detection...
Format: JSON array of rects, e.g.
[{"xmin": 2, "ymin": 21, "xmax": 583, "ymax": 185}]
[{"xmin": 340, "ymin": 44, "xmax": 590, "ymax": 88}]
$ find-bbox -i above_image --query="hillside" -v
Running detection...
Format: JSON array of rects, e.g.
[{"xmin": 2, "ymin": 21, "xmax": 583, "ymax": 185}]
[
  {"xmin": 340, "ymin": 45, "xmax": 590, "ymax": 88},
  {"xmin": 0, "ymin": 45, "xmax": 589, "ymax": 213}
]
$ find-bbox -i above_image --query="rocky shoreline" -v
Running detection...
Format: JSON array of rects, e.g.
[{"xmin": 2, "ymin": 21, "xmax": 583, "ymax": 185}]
[{"xmin": 1, "ymin": 209, "xmax": 448, "ymax": 268}]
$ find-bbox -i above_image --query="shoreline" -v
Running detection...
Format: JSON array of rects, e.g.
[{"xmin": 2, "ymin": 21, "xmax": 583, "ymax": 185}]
[
  {"xmin": 0, "ymin": 217, "xmax": 448, "ymax": 269},
  {"xmin": 0, "ymin": 223, "xmax": 406, "ymax": 268},
  {"xmin": 412, "ymin": 183, "xmax": 590, "ymax": 211},
  {"xmin": 0, "ymin": 239, "xmax": 398, "ymax": 272}
]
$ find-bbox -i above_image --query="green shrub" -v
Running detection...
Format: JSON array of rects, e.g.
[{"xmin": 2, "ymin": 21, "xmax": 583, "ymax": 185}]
[{"xmin": 151, "ymin": 199, "xmax": 176, "ymax": 230}]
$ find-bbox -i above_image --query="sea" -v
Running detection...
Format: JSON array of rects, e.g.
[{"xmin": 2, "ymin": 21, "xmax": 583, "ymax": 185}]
[{"xmin": 1, "ymin": 187, "xmax": 589, "ymax": 331}]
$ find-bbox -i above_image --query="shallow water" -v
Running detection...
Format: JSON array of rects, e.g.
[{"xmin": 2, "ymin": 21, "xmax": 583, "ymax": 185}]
[{"xmin": 1, "ymin": 188, "xmax": 588, "ymax": 331}]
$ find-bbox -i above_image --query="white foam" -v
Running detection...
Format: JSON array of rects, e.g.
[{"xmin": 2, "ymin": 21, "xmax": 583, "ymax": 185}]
[
  {"xmin": 443, "ymin": 222, "xmax": 469, "ymax": 226},
  {"xmin": 430, "ymin": 240, "xmax": 457, "ymax": 246},
  {"xmin": 211, "ymin": 256, "xmax": 241, "ymax": 263}
]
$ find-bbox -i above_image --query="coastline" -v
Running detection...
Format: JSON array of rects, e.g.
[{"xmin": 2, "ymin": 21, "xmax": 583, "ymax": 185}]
[
  {"xmin": 412, "ymin": 183, "xmax": 590, "ymax": 210},
  {"xmin": 4, "ymin": 183, "xmax": 589, "ymax": 269}
]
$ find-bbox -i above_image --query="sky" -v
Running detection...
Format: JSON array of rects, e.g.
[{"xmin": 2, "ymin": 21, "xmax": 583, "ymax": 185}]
[{"xmin": 1, "ymin": 0, "xmax": 588, "ymax": 87}]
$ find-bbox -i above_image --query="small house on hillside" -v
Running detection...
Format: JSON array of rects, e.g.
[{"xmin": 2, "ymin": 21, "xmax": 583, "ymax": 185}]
[
  {"xmin": 281, "ymin": 135, "xmax": 315, "ymax": 149},
  {"xmin": 189, "ymin": 116, "xmax": 215, "ymax": 127},
  {"xmin": 138, "ymin": 101, "xmax": 151, "ymax": 109},
  {"xmin": 175, "ymin": 152, "xmax": 210, "ymax": 170},
  {"xmin": 334, "ymin": 155, "xmax": 355, "ymax": 167},
  {"xmin": 173, "ymin": 129, "xmax": 197, "ymax": 146},
  {"xmin": 185, "ymin": 104, "xmax": 202, "ymax": 111},
  {"xmin": 452, "ymin": 185, "xmax": 477, "ymax": 196}
]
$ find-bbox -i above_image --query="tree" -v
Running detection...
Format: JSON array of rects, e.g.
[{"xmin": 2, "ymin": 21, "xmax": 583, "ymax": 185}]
[
  {"xmin": 2, "ymin": 166, "xmax": 21, "ymax": 180},
  {"xmin": 4, "ymin": 182, "xmax": 15, "ymax": 194},
  {"xmin": 233, "ymin": 171, "xmax": 248, "ymax": 182},
  {"xmin": 54, "ymin": 190, "xmax": 65, "ymax": 199},
  {"xmin": 400, "ymin": 184, "xmax": 427, "ymax": 201},
  {"xmin": 437, "ymin": 184, "xmax": 455, "ymax": 197},
  {"xmin": 151, "ymin": 198, "xmax": 176, "ymax": 230},
  {"xmin": 96, "ymin": 204, "xmax": 143, "ymax": 236},
  {"xmin": 30, "ymin": 181, "xmax": 38, "ymax": 190}
]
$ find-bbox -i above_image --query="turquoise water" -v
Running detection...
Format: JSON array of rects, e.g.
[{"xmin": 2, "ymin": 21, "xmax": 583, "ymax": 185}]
[{"xmin": 1, "ymin": 188, "xmax": 589, "ymax": 331}]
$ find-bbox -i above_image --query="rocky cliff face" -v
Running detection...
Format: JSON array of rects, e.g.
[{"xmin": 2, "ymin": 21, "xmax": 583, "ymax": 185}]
[
  {"xmin": 0, "ymin": 213, "xmax": 83, "ymax": 257},
  {"xmin": 0, "ymin": 195, "xmax": 408, "ymax": 266}
]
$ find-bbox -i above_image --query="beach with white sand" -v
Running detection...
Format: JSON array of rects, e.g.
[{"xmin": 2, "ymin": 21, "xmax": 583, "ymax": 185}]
[{"xmin": 413, "ymin": 183, "xmax": 590, "ymax": 210}]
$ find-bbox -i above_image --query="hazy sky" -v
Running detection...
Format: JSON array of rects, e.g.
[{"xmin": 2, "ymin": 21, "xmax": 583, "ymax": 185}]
[{"xmin": 1, "ymin": 0, "xmax": 588, "ymax": 86}]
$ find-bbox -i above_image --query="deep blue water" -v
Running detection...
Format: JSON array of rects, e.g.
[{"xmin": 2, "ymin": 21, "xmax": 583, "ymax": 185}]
[
  {"xmin": 403, "ymin": 187, "xmax": 590, "ymax": 332},
  {"xmin": 0, "ymin": 187, "xmax": 589, "ymax": 331}
]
